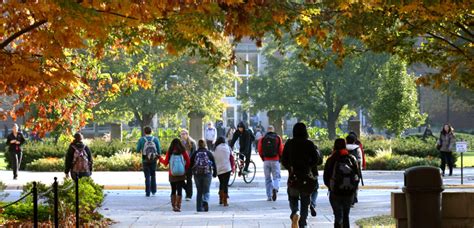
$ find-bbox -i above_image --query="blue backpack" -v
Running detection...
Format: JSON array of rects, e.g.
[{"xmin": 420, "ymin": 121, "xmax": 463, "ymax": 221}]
[{"xmin": 170, "ymin": 153, "xmax": 185, "ymax": 176}]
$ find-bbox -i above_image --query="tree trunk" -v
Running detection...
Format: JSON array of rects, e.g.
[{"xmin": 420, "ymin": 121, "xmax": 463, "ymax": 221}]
[
  {"xmin": 135, "ymin": 112, "xmax": 154, "ymax": 136},
  {"xmin": 327, "ymin": 112, "xmax": 337, "ymax": 140},
  {"xmin": 267, "ymin": 110, "xmax": 284, "ymax": 136},
  {"xmin": 188, "ymin": 111, "xmax": 205, "ymax": 140}
]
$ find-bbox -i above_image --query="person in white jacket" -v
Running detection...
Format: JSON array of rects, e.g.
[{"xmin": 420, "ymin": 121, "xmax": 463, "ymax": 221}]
[
  {"xmin": 213, "ymin": 136, "xmax": 233, "ymax": 206},
  {"xmin": 204, "ymin": 122, "xmax": 217, "ymax": 151},
  {"xmin": 346, "ymin": 134, "xmax": 362, "ymax": 207}
]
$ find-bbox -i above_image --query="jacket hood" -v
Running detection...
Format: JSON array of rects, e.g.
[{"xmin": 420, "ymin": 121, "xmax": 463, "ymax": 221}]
[
  {"xmin": 71, "ymin": 141, "xmax": 85, "ymax": 149},
  {"xmin": 293, "ymin": 123, "xmax": 308, "ymax": 139},
  {"xmin": 237, "ymin": 121, "xmax": 246, "ymax": 130},
  {"xmin": 346, "ymin": 144, "xmax": 359, "ymax": 150}
]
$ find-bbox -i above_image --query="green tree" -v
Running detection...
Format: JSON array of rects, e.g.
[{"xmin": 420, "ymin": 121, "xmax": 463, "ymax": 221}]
[{"xmin": 369, "ymin": 57, "xmax": 426, "ymax": 136}]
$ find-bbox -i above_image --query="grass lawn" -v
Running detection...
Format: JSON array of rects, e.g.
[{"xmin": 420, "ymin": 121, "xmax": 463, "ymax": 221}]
[
  {"xmin": 355, "ymin": 215, "xmax": 395, "ymax": 227},
  {"xmin": 0, "ymin": 152, "xmax": 5, "ymax": 170},
  {"xmin": 456, "ymin": 152, "xmax": 474, "ymax": 167}
]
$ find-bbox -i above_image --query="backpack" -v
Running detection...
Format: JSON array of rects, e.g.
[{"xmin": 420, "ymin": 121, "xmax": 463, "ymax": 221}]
[
  {"xmin": 169, "ymin": 153, "xmax": 185, "ymax": 176},
  {"xmin": 329, "ymin": 155, "xmax": 359, "ymax": 195},
  {"xmin": 142, "ymin": 136, "xmax": 158, "ymax": 161},
  {"xmin": 71, "ymin": 145, "xmax": 90, "ymax": 173},
  {"xmin": 193, "ymin": 151, "xmax": 211, "ymax": 175},
  {"xmin": 262, "ymin": 133, "xmax": 279, "ymax": 157},
  {"xmin": 348, "ymin": 147, "xmax": 360, "ymax": 160}
]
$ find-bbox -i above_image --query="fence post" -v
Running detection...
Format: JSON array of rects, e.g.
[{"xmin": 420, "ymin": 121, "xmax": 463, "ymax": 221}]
[
  {"xmin": 33, "ymin": 181, "xmax": 38, "ymax": 228},
  {"xmin": 75, "ymin": 177, "xmax": 79, "ymax": 228},
  {"xmin": 53, "ymin": 177, "xmax": 59, "ymax": 228}
]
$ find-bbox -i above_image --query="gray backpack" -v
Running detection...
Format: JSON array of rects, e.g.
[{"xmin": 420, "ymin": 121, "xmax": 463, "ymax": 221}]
[{"xmin": 142, "ymin": 136, "xmax": 158, "ymax": 161}]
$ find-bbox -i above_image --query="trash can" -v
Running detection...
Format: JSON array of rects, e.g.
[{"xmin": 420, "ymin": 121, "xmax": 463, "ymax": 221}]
[{"xmin": 402, "ymin": 166, "xmax": 444, "ymax": 228}]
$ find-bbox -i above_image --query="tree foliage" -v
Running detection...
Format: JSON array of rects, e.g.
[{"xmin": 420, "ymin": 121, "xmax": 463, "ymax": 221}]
[{"xmin": 369, "ymin": 57, "xmax": 426, "ymax": 136}]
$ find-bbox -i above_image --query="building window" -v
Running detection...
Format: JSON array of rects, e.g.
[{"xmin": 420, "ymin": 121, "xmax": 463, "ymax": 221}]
[{"xmin": 226, "ymin": 107, "xmax": 235, "ymax": 128}]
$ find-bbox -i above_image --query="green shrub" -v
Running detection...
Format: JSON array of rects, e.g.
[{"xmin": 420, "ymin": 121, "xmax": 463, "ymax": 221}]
[
  {"xmin": 13, "ymin": 142, "xmax": 67, "ymax": 170},
  {"xmin": 366, "ymin": 150, "xmax": 440, "ymax": 170},
  {"xmin": 94, "ymin": 151, "xmax": 142, "ymax": 171},
  {"xmin": 88, "ymin": 139, "xmax": 137, "ymax": 157},
  {"xmin": 356, "ymin": 215, "xmax": 395, "ymax": 227},
  {"xmin": 26, "ymin": 157, "xmax": 65, "ymax": 172},
  {"xmin": 2, "ymin": 202, "xmax": 50, "ymax": 221}
]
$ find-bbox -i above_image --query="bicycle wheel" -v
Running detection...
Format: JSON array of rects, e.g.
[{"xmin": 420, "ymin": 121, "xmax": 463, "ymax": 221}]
[
  {"xmin": 243, "ymin": 160, "xmax": 256, "ymax": 183},
  {"xmin": 228, "ymin": 160, "xmax": 238, "ymax": 187}
]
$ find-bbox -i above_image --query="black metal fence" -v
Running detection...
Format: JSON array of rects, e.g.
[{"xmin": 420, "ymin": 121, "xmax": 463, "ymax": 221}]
[{"xmin": 0, "ymin": 177, "xmax": 81, "ymax": 228}]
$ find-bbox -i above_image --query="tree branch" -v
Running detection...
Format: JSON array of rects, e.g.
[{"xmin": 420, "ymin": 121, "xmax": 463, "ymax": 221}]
[
  {"xmin": 0, "ymin": 20, "xmax": 47, "ymax": 49},
  {"xmin": 454, "ymin": 22, "xmax": 474, "ymax": 39},
  {"xmin": 94, "ymin": 10, "xmax": 139, "ymax": 20},
  {"xmin": 426, "ymin": 31, "xmax": 471, "ymax": 60}
]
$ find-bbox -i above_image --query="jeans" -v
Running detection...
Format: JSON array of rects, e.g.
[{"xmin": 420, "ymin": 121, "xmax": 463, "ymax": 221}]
[
  {"xmin": 239, "ymin": 152, "xmax": 251, "ymax": 171},
  {"xmin": 310, "ymin": 181, "xmax": 319, "ymax": 207},
  {"xmin": 218, "ymin": 171, "xmax": 231, "ymax": 194},
  {"xmin": 171, "ymin": 180, "xmax": 185, "ymax": 196},
  {"xmin": 287, "ymin": 186, "xmax": 311, "ymax": 227},
  {"xmin": 143, "ymin": 161, "xmax": 157, "ymax": 196},
  {"xmin": 440, "ymin": 151, "xmax": 454, "ymax": 175},
  {"xmin": 194, "ymin": 174, "xmax": 212, "ymax": 211},
  {"xmin": 329, "ymin": 192, "xmax": 354, "ymax": 228},
  {"xmin": 185, "ymin": 170, "xmax": 193, "ymax": 198},
  {"xmin": 264, "ymin": 161, "xmax": 281, "ymax": 198},
  {"xmin": 9, "ymin": 152, "xmax": 22, "ymax": 178}
]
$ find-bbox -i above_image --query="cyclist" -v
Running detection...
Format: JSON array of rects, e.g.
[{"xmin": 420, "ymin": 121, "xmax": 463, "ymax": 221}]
[{"xmin": 229, "ymin": 121, "xmax": 255, "ymax": 175}]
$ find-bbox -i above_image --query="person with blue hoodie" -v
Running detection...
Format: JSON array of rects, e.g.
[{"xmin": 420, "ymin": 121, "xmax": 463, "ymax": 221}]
[
  {"xmin": 136, "ymin": 126, "xmax": 162, "ymax": 197},
  {"xmin": 229, "ymin": 121, "xmax": 255, "ymax": 174}
]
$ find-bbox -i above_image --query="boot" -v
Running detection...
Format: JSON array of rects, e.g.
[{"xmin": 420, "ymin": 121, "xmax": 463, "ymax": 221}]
[
  {"xmin": 171, "ymin": 195, "xmax": 177, "ymax": 212},
  {"xmin": 218, "ymin": 190, "xmax": 223, "ymax": 205},
  {"xmin": 176, "ymin": 195, "xmax": 182, "ymax": 212},
  {"xmin": 223, "ymin": 192, "xmax": 229, "ymax": 207}
]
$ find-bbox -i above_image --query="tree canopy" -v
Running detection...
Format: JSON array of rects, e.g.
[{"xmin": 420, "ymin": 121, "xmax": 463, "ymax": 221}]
[{"xmin": 1, "ymin": 1, "xmax": 471, "ymax": 133}]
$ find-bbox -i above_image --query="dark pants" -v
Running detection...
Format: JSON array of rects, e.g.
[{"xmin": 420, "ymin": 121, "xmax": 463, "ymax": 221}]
[
  {"xmin": 71, "ymin": 172, "xmax": 91, "ymax": 180},
  {"xmin": 143, "ymin": 161, "xmax": 157, "ymax": 196},
  {"xmin": 194, "ymin": 174, "xmax": 212, "ymax": 211},
  {"xmin": 440, "ymin": 151, "xmax": 454, "ymax": 175},
  {"xmin": 185, "ymin": 170, "xmax": 193, "ymax": 199},
  {"xmin": 206, "ymin": 140, "xmax": 214, "ymax": 151},
  {"xmin": 171, "ymin": 180, "xmax": 185, "ymax": 196},
  {"xmin": 218, "ymin": 171, "xmax": 231, "ymax": 194},
  {"xmin": 287, "ymin": 186, "xmax": 311, "ymax": 227},
  {"xmin": 9, "ymin": 152, "xmax": 22, "ymax": 178},
  {"xmin": 239, "ymin": 152, "xmax": 251, "ymax": 172},
  {"xmin": 329, "ymin": 192, "xmax": 354, "ymax": 228}
]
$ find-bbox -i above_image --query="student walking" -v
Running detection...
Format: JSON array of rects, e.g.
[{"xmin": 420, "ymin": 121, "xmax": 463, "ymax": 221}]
[
  {"xmin": 257, "ymin": 125, "xmax": 284, "ymax": 201},
  {"xmin": 6, "ymin": 123, "xmax": 25, "ymax": 180},
  {"xmin": 191, "ymin": 139, "xmax": 217, "ymax": 212},
  {"xmin": 324, "ymin": 138, "xmax": 360, "ymax": 228},
  {"xmin": 213, "ymin": 136, "xmax": 233, "ymax": 206},
  {"xmin": 65, "ymin": 133, "xmax": 93, "ymax": 180},
  {"xmin": 309, "ymin": 145, "xmax": 323, "ymax": 217},
  {"xmin": 159, "ymin": 139, "xmax": 190, "ymax": 212},
  {"xmin": 346, "ymin": 134, "xmax": 363, "ymax": 207},
  {"xmin": 136, "ymin": 126, "xmax": 162, "ymax": 197},
  {"xmin": 281, "ymin": 123, "xmax": 321, "ymax": 228},
  {"xmin": 230, "ymin": 122, "xmax": 255, "ymax": 174},
  {"xmin": 437, "ymin": 123, "xmax": 456, "ymax": 176},
  {"xmin": 204, "ymin": 122, "xmax": 217, "ymax": 151},
  {"xmin": 181, "ymin": 129, "xmax": 197, "ymax": 201}
]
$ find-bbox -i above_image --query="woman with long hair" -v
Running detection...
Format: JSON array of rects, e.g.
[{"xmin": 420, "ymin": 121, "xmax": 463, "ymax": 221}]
[
  {"xmin": 159, "ymin": 138, "xmax": 190, "ymax": 212},
  {"xmin": 437, "ymin": 123, "xmax": 455, "ymax": 176},
  {"xmin": 180, "ymin": 129, "xmax": 196, "ymax": 201},
  {"xmin": 190, "ymin": 139, "xmax": 217, "ymax": 212},
  {"xmin": 65, "ymin": 133, "xmax": 93, "ymax": 180}
]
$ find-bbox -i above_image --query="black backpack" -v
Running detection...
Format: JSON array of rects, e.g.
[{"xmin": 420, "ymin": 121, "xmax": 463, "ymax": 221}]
[
  {"xmin": 348, "ymin": 147, "xmax": 360, "ymax": 161},
  {"xmin": 262, "ymin": 133, "xmax": 279, "ymax": 157},
  {"xmin": 329, "ymin": 155, "xmax": 359, "ymax": 195}
]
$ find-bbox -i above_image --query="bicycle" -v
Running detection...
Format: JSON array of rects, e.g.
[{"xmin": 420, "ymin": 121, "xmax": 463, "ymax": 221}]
[{"xmin": 228, "ymin": 150, "xmax": 256, "ymax": 186}]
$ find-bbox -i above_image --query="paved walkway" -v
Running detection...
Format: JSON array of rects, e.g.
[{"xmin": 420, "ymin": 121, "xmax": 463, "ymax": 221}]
[{"xmin": 2, "ymin": 157, "xmax": 474, "ymax": 227}]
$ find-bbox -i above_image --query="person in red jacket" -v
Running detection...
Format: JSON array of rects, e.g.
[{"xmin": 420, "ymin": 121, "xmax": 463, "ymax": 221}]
[
  {"xmin": 159, "ymin": 138, "xmax": 190, "ymax": 212},
  {"xmin": 257, "ymin": 125, "xmax": 284, "ymax": 201}
]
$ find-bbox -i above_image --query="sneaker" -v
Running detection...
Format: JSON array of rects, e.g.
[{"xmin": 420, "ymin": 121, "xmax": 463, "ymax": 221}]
[
  {"xmin": 145, "ymin": 193, "xmax": 150, "ymax": 197},
  {"xmin": 310, "ymin": 205, "xmax": 317, "ymax": 217},
  {"xmin": 272, "ymin": 189, "xmax": 278, "ymax": 201},
  {"xmin": 267, "ymin": 197, "xmax": 272, "ymax": 201},
  {"xmin": 242, "ymin": 170, "xmax": 249, "ymax": 175},
  {"xmin": 185, "ymin": 197, "xmax": 191, "ymax": 201},
  {"xmin": 291, "ymin": 213, "xmax": 300, "ymax": 228}
]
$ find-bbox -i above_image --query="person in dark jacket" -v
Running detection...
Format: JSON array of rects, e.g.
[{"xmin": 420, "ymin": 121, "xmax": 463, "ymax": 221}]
[
  {"xmin": 324, "ymin": 138, "xmax": 359, "ymax": 228},
  {"xmin": 437, "ymin": 123, "xmax": 456, "ymax": 176},
  {"xmin": 65, "ymin": 133, "xmax": 93, "ymax": 180},
  {"xmin": 281, "ymin": 122, "xmax": 321, "ymax": 228},
  {"xmin": 229, "ymin": 121, "xmax": 255, "ymax": 174},
  {"xmin": 190, "ymin": 139, "xmax": 217, "ymax": 212},
  {"xmin": 6, "ymin": 123, "xmax": 26, "ymax": 180}
]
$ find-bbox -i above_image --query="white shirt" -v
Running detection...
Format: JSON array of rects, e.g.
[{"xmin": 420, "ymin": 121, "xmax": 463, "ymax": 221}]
[
  {"xmin": 346, "ymin": 144, "xmax": 362, "ymax": 163},
  {"xmin": 205, "ymin": 127, "xmax": 217, "ymax": 142}
]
